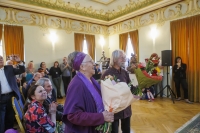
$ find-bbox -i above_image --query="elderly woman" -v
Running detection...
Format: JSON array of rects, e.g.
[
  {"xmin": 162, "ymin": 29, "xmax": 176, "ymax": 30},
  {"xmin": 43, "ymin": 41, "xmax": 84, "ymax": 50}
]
[
  {"xmin": 102, "ymin": 50, "xmax": 132, "ymax": 133},
  {"xmin": 63, "ymin": 51, "xmax": 114, "ymax": 133},
  {"xmin": 36, "ymin": 78, "xmax": 63, "ymax": 121},
  {"xmin": 24, "ymin": 85, "xmax": 57, "ymax": 133}
]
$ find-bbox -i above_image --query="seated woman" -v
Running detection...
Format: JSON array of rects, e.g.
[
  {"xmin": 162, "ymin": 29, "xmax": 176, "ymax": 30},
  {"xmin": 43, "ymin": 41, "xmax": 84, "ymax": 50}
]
[
  {"xmin": 39, "ymin": 62, "xmax": 50, "ymax": 78},
  {"xmin": 93, "ymin": 64, "xmax": 101, "ymax": 80},
  {"xmin": 24, "ymin": 85, "xmax": 57, "ymax": 133},
  {"xmin": 36, "ymin": 78, "xmax": 63, "ymax": 121},
  {"xmin": 63, "ymin": 51, "xmax": 114, "ymax": 133},
  {"xmin": 26, "ymin": 61, "xmax": 35, "ymax": 82}
]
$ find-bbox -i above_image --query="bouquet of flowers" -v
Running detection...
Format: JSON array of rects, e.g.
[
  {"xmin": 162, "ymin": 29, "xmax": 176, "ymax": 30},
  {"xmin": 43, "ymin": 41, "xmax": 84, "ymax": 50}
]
[
  {"xmin": 96, "ymin": 75, "xmax": 140, "ymax": 133},
  {"xmin": 56, "ymin": 121, "xmax": 64, "ymax": 133}
]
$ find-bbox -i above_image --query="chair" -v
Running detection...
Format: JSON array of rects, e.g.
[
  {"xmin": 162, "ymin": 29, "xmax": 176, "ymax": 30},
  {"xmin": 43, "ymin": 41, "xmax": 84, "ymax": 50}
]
[
  {"xmin": 19, "ymin": 86, "xmax": 25, "ymax": 102},
  {"xmin": 18, "ymin": 98, "xmax": 24, "ymax": 115},
  {"xmin": 12, "ymin": 97, "xmax": 25, "ymax": 133}
]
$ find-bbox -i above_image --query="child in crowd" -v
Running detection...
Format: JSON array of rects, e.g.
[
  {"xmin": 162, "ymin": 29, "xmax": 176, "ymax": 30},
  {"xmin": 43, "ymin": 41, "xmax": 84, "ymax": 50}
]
[{"xmin": 142, "ymin": 86, "xmax": 155, "ymax": 102}]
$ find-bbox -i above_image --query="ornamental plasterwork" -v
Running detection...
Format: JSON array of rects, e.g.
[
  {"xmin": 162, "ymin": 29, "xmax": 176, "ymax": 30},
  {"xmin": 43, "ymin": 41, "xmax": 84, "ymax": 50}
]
[
  {"xmin": 0, "ymin": 0, "xmax": 199, "ymax": 36},
  {"xmin": 0, "ymin": 7, "xmax": 109, "ymax": 36},
  {"xmin": 91, "ymin": 0, "xmax": 115, "ymax": 5},
  {"xmin": 10, "ymin": 0, "xmax": 162, "ymax": 21},
  {"xmin": 108, "ymin": 0, "xmax": 200, "ymax": 35}
]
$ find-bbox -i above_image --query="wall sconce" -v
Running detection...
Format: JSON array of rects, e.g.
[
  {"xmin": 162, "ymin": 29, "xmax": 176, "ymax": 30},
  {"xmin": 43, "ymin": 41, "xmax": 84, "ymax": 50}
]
[
  {"xmin": 100, "ymin": 36, "xmax": 105, "ymax": 50},
  {"xmin": 150, "ymin": 25, "xmax": 158, "ymax": 52},
  {"xmin": 49, "ymin": 32, "xmax": 57, "ymax": 44},
  {"xmin": 150, "ymin": 26, "xmax": 158, "ymax": 40}
]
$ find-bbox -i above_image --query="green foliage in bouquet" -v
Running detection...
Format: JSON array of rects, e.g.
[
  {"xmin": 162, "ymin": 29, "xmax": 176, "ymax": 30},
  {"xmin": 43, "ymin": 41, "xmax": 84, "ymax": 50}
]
[
  {"xmin": 56, "ymin": 121, "xmax": 63, "ymax": 133},
  {"xmin": 131, "ymin": 86, "xmax": 142, "ymax": 96},
  {"xmin": 145, "ymin": 60, "xmax": 154, "ymax": 73},
  {"xmin": 134, "ymin": 68, "xmax": 161, "ymax": 89},
  {"xmin": 95, "ymin": 122, "xmax": 112, "ymax": 133}
]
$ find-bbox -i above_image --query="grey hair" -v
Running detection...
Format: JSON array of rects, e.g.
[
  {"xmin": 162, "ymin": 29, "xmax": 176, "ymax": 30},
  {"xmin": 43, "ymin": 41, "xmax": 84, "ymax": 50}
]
[
  {"xmin": 110, "ymin": 49, "xmax": 125, "ymax": 66},
  {"xmin": 68, "ymin": 51, "xmax": 79, "ymax": 68},
  {"xmin": 33, "ymin": 72, "xmax": 41, "ymax": 78},
  {"xmin": 35, "ymin": 78, "xmax": 50, "ymax": 87}
]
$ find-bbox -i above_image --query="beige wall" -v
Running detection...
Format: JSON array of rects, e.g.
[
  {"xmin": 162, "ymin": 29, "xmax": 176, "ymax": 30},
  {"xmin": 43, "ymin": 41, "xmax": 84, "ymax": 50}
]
[
  {"xmin": 23, "ymin": 25, "xmax": 109, "ymax": 68},
  {"xmin": 108, "ymin": 34, "xmax": 119, "ymax": 56},
  {"xmin": 23, "ymin": 25, "xmax": 109, "ymax": 95}
]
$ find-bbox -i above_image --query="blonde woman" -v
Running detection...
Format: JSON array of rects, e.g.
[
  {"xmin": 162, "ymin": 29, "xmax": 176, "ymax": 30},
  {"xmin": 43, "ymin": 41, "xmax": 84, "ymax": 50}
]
[{"xmin": 26, "ymin": 61, "xmax": 35, "ymax": 81}]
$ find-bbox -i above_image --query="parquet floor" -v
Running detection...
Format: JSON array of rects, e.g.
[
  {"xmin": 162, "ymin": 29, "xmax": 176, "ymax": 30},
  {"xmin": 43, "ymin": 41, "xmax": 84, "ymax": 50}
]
[{"xmin": 58, "ymin": 97, "xmax": 200, "ymax": 133}]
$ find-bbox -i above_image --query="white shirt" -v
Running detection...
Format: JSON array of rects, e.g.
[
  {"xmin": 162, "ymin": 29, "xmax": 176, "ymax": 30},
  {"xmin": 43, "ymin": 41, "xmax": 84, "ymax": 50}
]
[{"xmin": 0, "ymin": 67, "xmax": 13, "ymax": 94}]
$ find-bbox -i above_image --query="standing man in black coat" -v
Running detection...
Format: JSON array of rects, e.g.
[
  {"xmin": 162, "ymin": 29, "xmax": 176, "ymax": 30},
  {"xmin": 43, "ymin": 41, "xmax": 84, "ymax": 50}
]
[
  {"xmin": 0, "ymin": 55, "xmax": 25, "ymax": 132},
  {"xmin": 173, "ymin": 56, "xmax": 192, "ymax": 104}
]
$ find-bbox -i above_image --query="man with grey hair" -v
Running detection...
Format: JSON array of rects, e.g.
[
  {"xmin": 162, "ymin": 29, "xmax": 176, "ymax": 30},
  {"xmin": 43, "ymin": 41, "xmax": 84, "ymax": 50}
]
[
  {"xmin": 102, "ymin": 49, "xmax": 132, "ymax": 133},
  {"xmin": 36, "ymin": 78, "xmax": 63, "ymax": 121}
]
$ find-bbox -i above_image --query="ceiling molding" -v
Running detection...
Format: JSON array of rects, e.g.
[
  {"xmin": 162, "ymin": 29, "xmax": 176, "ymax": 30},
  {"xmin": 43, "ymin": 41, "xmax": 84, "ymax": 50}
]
[
  {"xmin": 0, "ymin": 0, "xmax": 182, "ymax": 26},
  {"xmin": 0, "ymin": 0, "xmax": 199, "ymax": 36},
  {"xmin": 91, "ymin": 0, "xmax": 115, "ymax": 5}
]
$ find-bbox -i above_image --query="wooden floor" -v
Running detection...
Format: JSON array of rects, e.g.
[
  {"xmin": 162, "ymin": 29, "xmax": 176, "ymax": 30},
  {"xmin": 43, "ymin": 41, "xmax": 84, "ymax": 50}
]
[{"xmin": 58, "ymin": 97, "xmax": 200, "ymax": 133}]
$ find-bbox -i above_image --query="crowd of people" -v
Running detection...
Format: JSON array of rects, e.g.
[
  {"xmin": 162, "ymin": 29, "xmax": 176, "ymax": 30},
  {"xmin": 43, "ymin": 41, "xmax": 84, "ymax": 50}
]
[{"xmin": 0, "ymin": 50, "xmax": 192, "ymax": 133}]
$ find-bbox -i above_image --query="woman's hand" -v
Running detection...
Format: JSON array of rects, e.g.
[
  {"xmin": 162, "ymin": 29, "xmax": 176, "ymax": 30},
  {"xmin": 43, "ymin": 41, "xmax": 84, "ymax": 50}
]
[
  {"xmin": 102, "ymin": 111, "xmax": 114, "ymax": 122},
  {"xmin": 49, "ymin": 102, "xmax": 58, "ymax": 114}
]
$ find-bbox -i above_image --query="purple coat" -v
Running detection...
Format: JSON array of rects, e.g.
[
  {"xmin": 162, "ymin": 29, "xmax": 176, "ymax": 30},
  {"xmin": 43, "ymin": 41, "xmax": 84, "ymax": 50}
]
[{"xmin": 63, "ymin": 75, "xmax": 104, "ymax": 133}]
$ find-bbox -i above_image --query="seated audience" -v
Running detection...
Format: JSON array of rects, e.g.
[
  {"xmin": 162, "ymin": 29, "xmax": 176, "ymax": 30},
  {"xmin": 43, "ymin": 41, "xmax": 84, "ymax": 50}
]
[
  {"xmin": 24, "ymin": 72, "xmax": 42, "ymax": 98},
  {"xmin": 36, "ymin": 78, "xmax": 63, "ymax": 121},
  {"xmin": 26, "ymin": 61, "xmax": 35, "ymax": 82},
  {"xmin": 93, "ymin": 64, "xmax": 101, "ymax": 80},
  {"xmin": 38, "ymin": 68, "xmax": 49, "ymax": 78},
  {"xmin": 24, "ymin": 85, "xmax": 57, "ymax": 133},
  {"xmin": 39, "ymin": 62, "xmax": 49, "ymax": 78}
]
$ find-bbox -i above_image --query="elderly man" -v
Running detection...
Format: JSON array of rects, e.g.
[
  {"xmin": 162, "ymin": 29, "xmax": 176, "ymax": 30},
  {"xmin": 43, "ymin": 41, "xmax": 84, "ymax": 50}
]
[
  {"xmin": 36, "ymin": 78, "xmax": 63, "ymax": 121},
  {"xmin": 0, "ymin": 55, "xmax": 25, "ymax": 132},
  {"xmin": 102, "ymin": 50, "xmax": 132, "ymax": 133},
  {"xmin": 60, "ymin": 57, "xmax": 71, "ymax": 95},
  {"xmin": 24, "ymin": 72, "xmax": 42, "ymax": 98}
]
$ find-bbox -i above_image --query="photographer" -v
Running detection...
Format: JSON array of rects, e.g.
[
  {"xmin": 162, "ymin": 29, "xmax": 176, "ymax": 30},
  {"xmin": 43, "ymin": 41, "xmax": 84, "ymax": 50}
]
[{"xmin": 173, "ymin": 57, "xmax": 192, "ymax": 104}]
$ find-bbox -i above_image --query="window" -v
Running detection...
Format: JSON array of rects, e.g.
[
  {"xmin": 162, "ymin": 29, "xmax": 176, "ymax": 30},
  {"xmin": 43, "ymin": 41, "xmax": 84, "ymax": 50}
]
[
  {"xmin": 83, "ymin": 39, "xmax": 88, "ymax": 54},
  {"xmin": 125, "ymin": 37, "xmax": 134, "ymax": 68}
]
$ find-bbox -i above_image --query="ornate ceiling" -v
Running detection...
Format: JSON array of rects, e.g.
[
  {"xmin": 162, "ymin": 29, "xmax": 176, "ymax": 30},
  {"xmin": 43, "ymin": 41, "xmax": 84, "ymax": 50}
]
[
  {"xmin": 0, "ymin": 0, "xmax": 181, "ymax": 25},
  {"xmin": 91, "ymin": 0, "xmax": 115, "ymax": 5}
]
